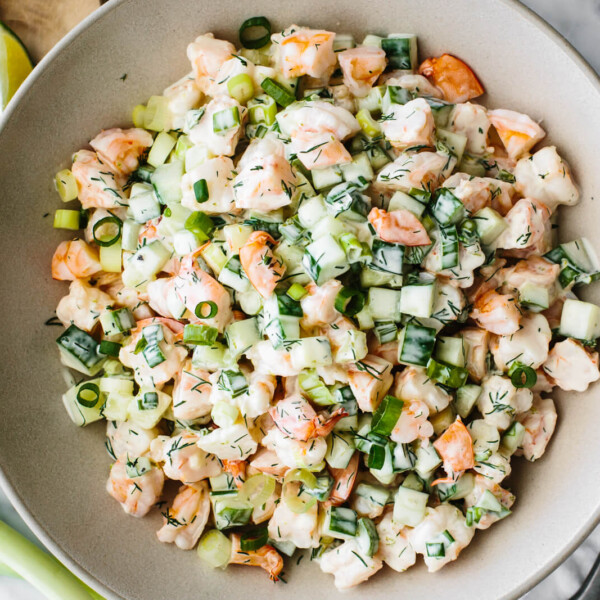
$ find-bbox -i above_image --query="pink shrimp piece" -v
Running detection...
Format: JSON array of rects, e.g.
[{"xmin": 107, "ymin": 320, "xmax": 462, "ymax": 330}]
[
  {"xmin": 300, "ymin": 280, "xmax": 342, "ymax": 328},
  {"xmin": 460, "ymin": 328, "xmax": 490, "ymax": 382},
  {"xmin": 390, "ymin": 399, "xmax": 433, "ymax": 444},
  {"xmin": 368, "ymin": 336, "xmax": 399, "ymax": 365},
  {"xmin": 187, "ymin": 33, "xmax": 235, "ymax": 92},
  {"xmin": 488, "ymin": 109, "xmax": 546, "ymax": 160},
  {"xmin": 239, "ymin": 231, "xmax": 286, "ymax": 298},
  {"xmin": 106, "ymin": 455, "xmax": 164, "ymax": 518},
  {"xmin": 71, "ymin": 149, "xmax": 127, "ymax": 209},
  {"xmin": 90, "ymin": 127, "xmax": 153, "ymax": 176},
  {"xmin": 156, "ymin": 482, "xmax": 211, "ymax": 550},
  {"xmin": 222, "ymin": 460, "xmax": 247, "ymax": 489},
  {"xmin": 292, "ymin": 130, "xmax": 353, "ymax": 170},
  {"xmin": 464, "ymin": 475, "xmax": 515, "ymax": 530},
  {"xmin": 368, "ymin": 207, "xmax": 431, "ymax": 246},
  {"xmin": 249, "ymin": 448, "xmax": 288, "ymax": 478},
  {"xmin": 229, "ymin": 533, "xmax": 284, "ymax": 581},
  {"xmin": 432, "ymin": 417, "xmax": 475, "ymax": 484},
  {"xmin": 338, "ymin": 46, "xmax": 387, "ymax": 98},
  {"xmin": 347, "ymin": 355, "xmax": 394, "ymax": 412},
  {"xmin": 418, "ymin": 54, "xmax": 484, "ymax": 103},
  {"xmin": 327, "ymin": 452, "xmax": 359, "ymax": 506},
  {"xmin": 56, "ymin": 279, "xmax": 113, "ymax": 331},
  {"xmin": 276, "ymin": 27, "xmax": 337, "ymax": 79},
  {"xmin": 516, "ymin": 397, "xmax": 557, "ymax": 461},
  {"xmin": 495, "ymin": 198, "xmax": 551, "ymax": 251},
  {"xmin": 543, "ymin": 339, "xmax": 600, "ymax": 392},
  {"xmin": 502, "ymin": 255, "xmax": 559, "ymax": 292},
  {"xmin": 172, "ymin": 359, "xmax": 213, "ymax": 421},
  {"xmin": 173, "ymin": 248, "xmax": 233, "ymax": 332},
  {"xmin": 269, "ymin": 394, "xmax": 347, "ymax": 442},
  {"xmin": 51, "ymin": 239, "xmax": 102, "ymax": 281},
  {"xmin": 470, "ymin": 289, "xmax": 521, "ymax": 336}
]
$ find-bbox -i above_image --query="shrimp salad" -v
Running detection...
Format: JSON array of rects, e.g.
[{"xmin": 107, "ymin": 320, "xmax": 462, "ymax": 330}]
[{"xmin": 50, "ymin": 17, "xmax": 600, "ymax": 589}]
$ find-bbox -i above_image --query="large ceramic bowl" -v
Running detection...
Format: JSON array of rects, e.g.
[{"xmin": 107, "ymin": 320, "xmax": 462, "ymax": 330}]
[{"xmin": 1, "ymin": 0, "xmax": 600, "ymax": 598}]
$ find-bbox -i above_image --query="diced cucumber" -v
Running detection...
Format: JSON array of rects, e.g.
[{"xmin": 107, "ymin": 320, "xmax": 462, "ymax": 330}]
[
  {"xmin": 356, "ymin": 86, "xmax": 384, "ymax": 113},
  {"xmin": 356, "ymin": 518, "xmax": 379, "ymax": 557},
  {"xmin": 388, "ymin": 190, "xmax": 427, "ymax": 217},
  {"xmin": 424, "ymin": 97, "xmax": 455, "ymax": 129},
  {"xmin": 414, "ymin": 443, "xmax": 442, "ymax": 478},
  {"xmin": 324, "ymin": 183, "xmax": 370, "ymax": 222},
  {"xmin": 371, "ymin": 239, "xmax": 404, "ymax": 275},
  {"xmin": 458, "ymin": 153, "xmax": 487, "ymax": 177},
  {"xmin": 401, "ymin": 472, "xmax": 426, "ymax": 492},
  {"xmin": 393, "ymin": 486, "xmax": 428, "ymax": 527},
  {"xmin": 436, "ymin": 472, "xmax": 475, "ymax": 502},
  {"xmin": 474, "ymin": 207, "xmax": 507, "ymax": 245},
  {"xmin": 400, "ymin": 283, "xmax": 436, "ymax": 318},
  {"xmin": 305, "ymin": 473, "xmax": 334, "ymax": 502},
  {"xmin": 121, "ymin": 219, "xmax": 141, "ymax": 252},
  {"xmin": 222, "ymin": 224, "xmax": 253, "ymax": 256},
  {"xmin": 218, "ymin": 255, "xmax": 251, "ymax": 293},
  {"xmin": 147, "ymin": 132, "xmax": 177, "ymax": 167},
  {"xmin": 62, "ymin": 378, "xmax": 104, "ymax": 426},
  {"xmin": 128, "ymin": 191, "xmax": 161, "ymax": 224},
  {"xmin": 185, "ymin": 144, "xmax": 213, "ymax": 172},
  {"xmin": 323, "ymin": 507, "xmax": 358, "ymax": 540},
  {"xmin": 192, "ymin": 342, "xmax": 233, "ymax": 370},
  {"xmin": 100, "ymin": 308, "xmax": 135, "ymax": 336},
  {"xmin": 311, "ymin": 164, "xmax": 344, "ymax": 190},
  {"xmin": 225, "ymin": 318, "xmax": 261, "ymax": 358},
  {"xmin": 312, "ymin": 216, "xmax": 350, "ymax": 240},
  {"xmin": 334, "ymin": 329, "xmax": 369, "ymax": 363},
  {"xmin": 430, "ymin": 405, "xmax": 456, "ymax": 436},
  {"xmin": 302, "ymin": 235, "xmax": 350, "ymax": 284},
  {"xmin": 370, "ymin": 442, "xmax": 396, "ymax": 485},
  {"xmin": 128, "ymin": 389, "xmax": 171, "ymax": 429},
  {"xmin": 436, "ymin": 129, "xmax": 467, "ymax": 164},
  {"xmin": 434, "ymin": 336, "xmax": 466, "ymax": 368},
  {"xmin": 397, "ymin": 323, "xmax": 437, "ymax": 366},
  {"xmin": 200, "ymin": 242, "xmax": 228, "ymax": 276},
  {"xmin": 561, "ymin": 238, "xmax": 600, "ymax": 273},
  {"xmin": 501, "ymin": 421, "xmax": 526, "ymax": 456},
  {"xmin": 455, "ymin": 384, "xmax": 481, "ymax": 419},
  {"xmin": 362, "ymin": 34, "xmax": 383, "ymax": 48},
  {"xmin": 57, "ymin": 325, "xmax": 106, "ymax": 376},
  {"xmin": 297, "ymin": 195, "xmax": 328, "ymax": 228},
  {"xmin": 439, "ymin": 225, "xmax": 459, "ymax": 269},
  {"xmin": 237, "ymin": 289, "xmax": 263, "ymax": 316},
  {"xmin": 213, "ymin": 495, "xmax": 253, "ymax": 530},
  {"xmin": 477, "ymin": 489, "xmax": 503, "ymax": 513},
  {"xmin": 289, "ymin": 337, "xmax": 333, "ymax": 370},
  {"xmin": 360, "ymin": 265, "xmax": 403, "ymax": 289},
  {"xmin": 298, "ymin": 370, "xmax": 336, "ymax": 406},
  {"xmin": 209, "ymin": 472, "xmax": 237, "ymax": 494},
  {"xmin": 124, "ymin": 240, "xmax": 171, "ymax": 282},
  {"xmin": 431, "ymin": 188, "xmax": 464, "ymax": 226},
  {"xmin": 341, "ymin": 152, "xmax": 374, "ymax": 184},
  {"xmin": 393, "ymin": 443, "xmax": 416, "ymax": 472},
  {"xmin": 151, "ymin": 160, "xmax": 183, "ymax": 204},
  {"xmin": 381, "ymin": 34, "xmax": 418, "ymax": 71},
  {"xmin": 353, "ymin": 482, "xmax": 390, "ymax": 516},
  {"xmin": 367, "ymin": 142, "xmax": 391, "ymax": 170},
  {"xmin": 519, "ymin": 281, "xmax": 550, "ymax": 311},
  {"xmin": 467, "ymin": 420, "xmax": 500, "ymax": 462},
  {"xmin": 559, "ymin": 298, "xmax": 600, "ymax": 340},
  {"xmin": 326, "ymin": 432, "xmax": 356, "ymax": 469},
  {"xmin": 158, "ymin": 204, "xmax": 192, "ymax": 237},
  {"xmin": 367, "ymin": 287, "xmax": 402, "ymax": 321}
]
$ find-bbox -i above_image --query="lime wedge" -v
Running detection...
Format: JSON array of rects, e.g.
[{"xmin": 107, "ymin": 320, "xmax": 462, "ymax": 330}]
[{"xmin": 0, "ymin": 21, "xmax": 33, "ymax": 110}]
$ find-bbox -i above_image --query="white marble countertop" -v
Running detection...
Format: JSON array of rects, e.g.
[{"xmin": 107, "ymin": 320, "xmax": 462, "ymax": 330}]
[{"xmin": 3, "ymin": 0, "xmax": 600, "ymax": 598}]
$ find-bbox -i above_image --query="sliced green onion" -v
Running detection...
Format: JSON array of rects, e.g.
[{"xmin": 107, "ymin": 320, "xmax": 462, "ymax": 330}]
[
  {"xmin": 240, "ymin": 527, "xmax": 269, "ymax": 551},
  {"xmin": 356, "ymin": 109, "xmax": 381, "ymax": 138},
  {"xmin": 298, "ymin": 370, "xmax": 335, "ymax": 406},
  {"xmin": 227, "ymin": 73, "xmax": 255, "ymax": 104},
  {"xmin": 132, "ymin": 104, "xmax": 146, "ymax": 128},
  {"xmin": 283, "ymin": 469, "xmax": 318, "ymax": 514},
  {"xmin": 76, "ymin": 383, "xmax": 100, "ymax": 408},
  {"xmin": 260, "ymin": 77, "xmax": 295, "ymax": 107},
  {"xmin": 98, "ymin": 340, "xmax": 121, "ymax": 357},
  {"xmin": 138, "ymin": 392, "xmax": 159, "ymax": 410},
  {"xmin": 53, "ymin": 209, "xmax": 80, "ymax": 230},
  {"xmin": 367, "ymin": 443, "xmax": 386, "ymax": 469},
  {"xmin": 335, "ymin": 287, "xmax": 366, "ymax": 317},
  {"xmin": 185, "ymin": 211, "xmax": 214, "ymax": 241},
  {"xmin": 239, "ymin": 16, "xmax": 271, "ymax": 49},
  {"xmin": 465, "ymin": 506, "xmax": 483, "ymax": 526},
  {"xmin": 426, "ymin": 542, "xmax": 445, "ymax": 558},
  {"xmin": 184, "ymin": 323, "xmax": 219, "ymax": 345},
  {"xmin": 508, "ymin": 362, "xmax": 537, "ymax": 389},
  {"xmin": 240, "ymin": 473, "xmax": 276, "ymax": 508},
  {"xmin": 371, "ymin": 395, "xmax": 404, "ymax": 436},
  {"xmin": 213, "ymin": 106, "xmax": 240, "ymax": 135},
  {"xmin": 248, "ymin": 94, "xmax": 277, "ymax": 125},
  {"xmin": 193, "ymin": 178, "xmax": 209, "ymax": 203},
  {"xmin": 195, "ymin": 300, "xmax": 218, "ymax": 319},
  {"xmin": 54, "ymin": 169, "xmax": 79, "ymax": 203},
  {"xmin": 217, "ymin": 370, "xmax": 248, "ymax": 398},
  {"xmin": 287, "ymin": 283, "xmax": 308, "ymax": 301},
  {"xmin": 197, "ymin": 529, "xmax": 232, "ymax": 569},
  {"xmin": 92, "ymin": 215, "xmax": 122, "ymax": 247}
]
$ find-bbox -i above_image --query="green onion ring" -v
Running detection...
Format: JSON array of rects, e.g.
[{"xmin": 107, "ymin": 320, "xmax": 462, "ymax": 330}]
[
  {"xmin": 195, "ymin": 301, "xmax": 218, "ymax": 319},
  {"xmin": 99, "ymin": 340, "xmax": 121, "ymax": 357},
  {"xmin": 92, "ymin": 215, "xmax": 122, "ymax": 247},
  {"xmin": 260, "ymin": 77, "xmax": 295, "ymax": 107},
  {"xmin": 283, "ymin": 468, "xmax": 317, "ymax": 514},
  {"xmin": 239, "ymin": 16, "xmax": 271, "ymax": 49},
  {"xmin": 370, "ymin": 394, "xmax": 404, "ymax": 436},
  {"xmin": 509, "ymin": 362, "xmax": 537, "ymax": 389},
  {"xmin": 334, "ymin": 287, "xmax": 366, "ymax": 317},
  {"xmin": 240, "ymin": 527, "xmax": 269, "ymax": 552},
  {"xmin": 76, "ymin": 382, "xmax": 101, "ymax": 408},
  {"xmin": 240, "ymin": 474, "xmax": 276, "ymax": 508}
]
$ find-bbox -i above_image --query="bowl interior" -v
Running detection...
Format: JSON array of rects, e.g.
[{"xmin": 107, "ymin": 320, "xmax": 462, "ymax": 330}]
[{"xmin": 1, "ymin": 1, "xmax": 600, "ymax": 598}]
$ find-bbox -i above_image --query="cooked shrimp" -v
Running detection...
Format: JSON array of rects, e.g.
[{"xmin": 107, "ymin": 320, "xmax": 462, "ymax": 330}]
[
  {"xmin": 473, "ymin": 451, "xmax": 512, "ymax": 484},
  {"xmin": 319, "ymin": 539, "xmax": 383, "ymax": 590},
  {"xmin": 495, "ymin": 198, "xmax": 550, "ymax": 251},
  {"xmin": 233, "ymin": 136, "xmax": 296, "ymax": 212},
  {"xmin": 380, "ymin": 97, "xmax": 435, "ymax": 150},
  {"xmin": 269, "ymin": 394, "xmax": 347, "ymax": 442},
  {"xmin": 516, "ymin": 396, "xmax": 557, "ymax": 461},
  {"xmin": 267, "ymin": 497, "xmax": 320, "ymax": 548},
  {"xmin": 119, "ymin": 318, "xmax": 187, "ymax": 388},
  {"xmin": 368, "ymin": 207, "xmax": 431, "ymax": 246},
  {"xmin": 291, "ymin": 129, "xmax": 353, "ymax": 170},
  {"xmin": 248, "ymin": 447, "xmax": 288, "ymax": 478},
  {"xmin": 221, "ymin": 460, "xmax": 246, "ymax": 489},
  {"xmin": 233, "ymin": 370, "xmax": 277, "ymax": 419},
  {"xmin": 196, "ymin": 423, "xmax": 258, "ymax": 460},
  {"xmin": 488, "ymin": 109, "xmax": 545, "ymax": 161},
  {"xmin": 408, "ymin": 504, "xmax": 475, "ymax": 572},
  {"xmin": 432, "ymin": 417, "xmax": 474, "ymax": 482},
  {"xmin": 180, "ymin": 156, "xmax": 236, "ymax": 213},
  {"xmin": 106, "ymin": 455, "xmax": 164, "ymax": 518},
  {"xmin": 187, "ymin": 95, "xmax": 245, "ymax": 157},
  {"xmin": 347, "ymin": 355, "xmax": 394, "ymax": 412},
  {"xmin": 491, "ymin": 313, "xmax": 551, "ymax": 371},
  {"xmin": 239, "ymin": 231, "xmax": 286, "ymax": 298},
  {"xmin": 338, "ymin": 46, "xmax": 387, "ymax": 98},
  {"xmin": 146, "ymin": 276, "xmax": 186, "ymax": 321},
  {"xmin": 261, "ymin": 426, "xmax": 327, "ymax": 470},
  {"xmin": 229, "ymin": 533, "xmax": 284, "ymax": 581},
  {"xmin": 376, "ymin": 510, "xmax": 417, "ymax": 572},
  {"xmin": 514, "ymin": 146, "xmax": 579, "ymax": 211},
  {"xmin": 443, "ymin": 172, "xmax": 515, "ymax": 215},
  {"xmin": 464, "ymin": 475, "xmax": 515, "ymax": 530},
  {"xmin": 274, "ymin": 26, "xmax": 336, "ymax": 79},
  {"xmin": 477, "ymin": 375, "xmax": 532, "ymax": 431},
  {"xmin": 418, "ymin": 54, "xmax": 484, "ymax": 103},
  {"xmin": 151, "ymin": 431, "xmax": 221, "ymax": 482},
  {"xmin": 156, "ymin": 482, "xmax": 210, "ymax": 549},
  {"xmin": 460, "ymin": 328, "xmax": 490, "ymax": 382},
  {"xmin": 383, "ymin": 73, "xmax": 443, "ymax": 98},
  {"xmin": 163, "ymin": 73, "xmax": 203, "ymax": 130},
  {"xmin": 368, "ymin": 338, "xmax": 400, "ymax": 365},
  {"xmin": 51, "ymin": 239, "xmax": 102, "ymax": 281},
  {"xmin": 394, "ymin": 367, "xmax": 451, "ymax": 414},
  {"xmin": 300, "ymin": 280, "xmax": 342, "ymax": 328},
  {"xmin": 470, "ymin": 289, "xmax": 521, "ymax": 336},
  {"xmin": 375, "ymin": 151, "xmax": 450, "ymax": 192},
  {"xmin": 542, "ymin": 338, "xmax": 600, "ymax": 392},
  {"xmin": 71, "ymin": 149, "xmax": 127, "ymax": 209},
  {"xmin": 448, "ymin": 103, "xmax": 490, "ymax": 155},
  {"xmin": 187, "ymin": 33, "xmax": 235, "ymax": 93},
  {"xmin": 501, "ymin": 256, "xmax": 560, "ymax": 297},
  {"xmin": 173, "ymin": 248, "xmax": 233, "ymax": 332},
  {"xmin": 247, "ymin": 340, "xmax": 300, "ymax": 377},
  {"xmin": 424, "ymin": 239, "xmax": 486, "ymax": 288},
  {"xmin": 327, "ymin": 451, "xmax": 360, "ymax": 506},
  {"xmin": 390, "ymin": 399, "xmax": 433, "ymax": 444},
  {"xmin": 106, "ymin": 420, "xmax": 158, "ymax": 461},
  {"xmin": 172, "ymin": 359, "xmax": 213, "ymax": 420},
  {"xmin": 90, "ymin": 128, "xmax": 153, "ymax": 176},
  {"xmin": 56, "ymin": 279, "xmax": 112, "ymax": 331}
]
